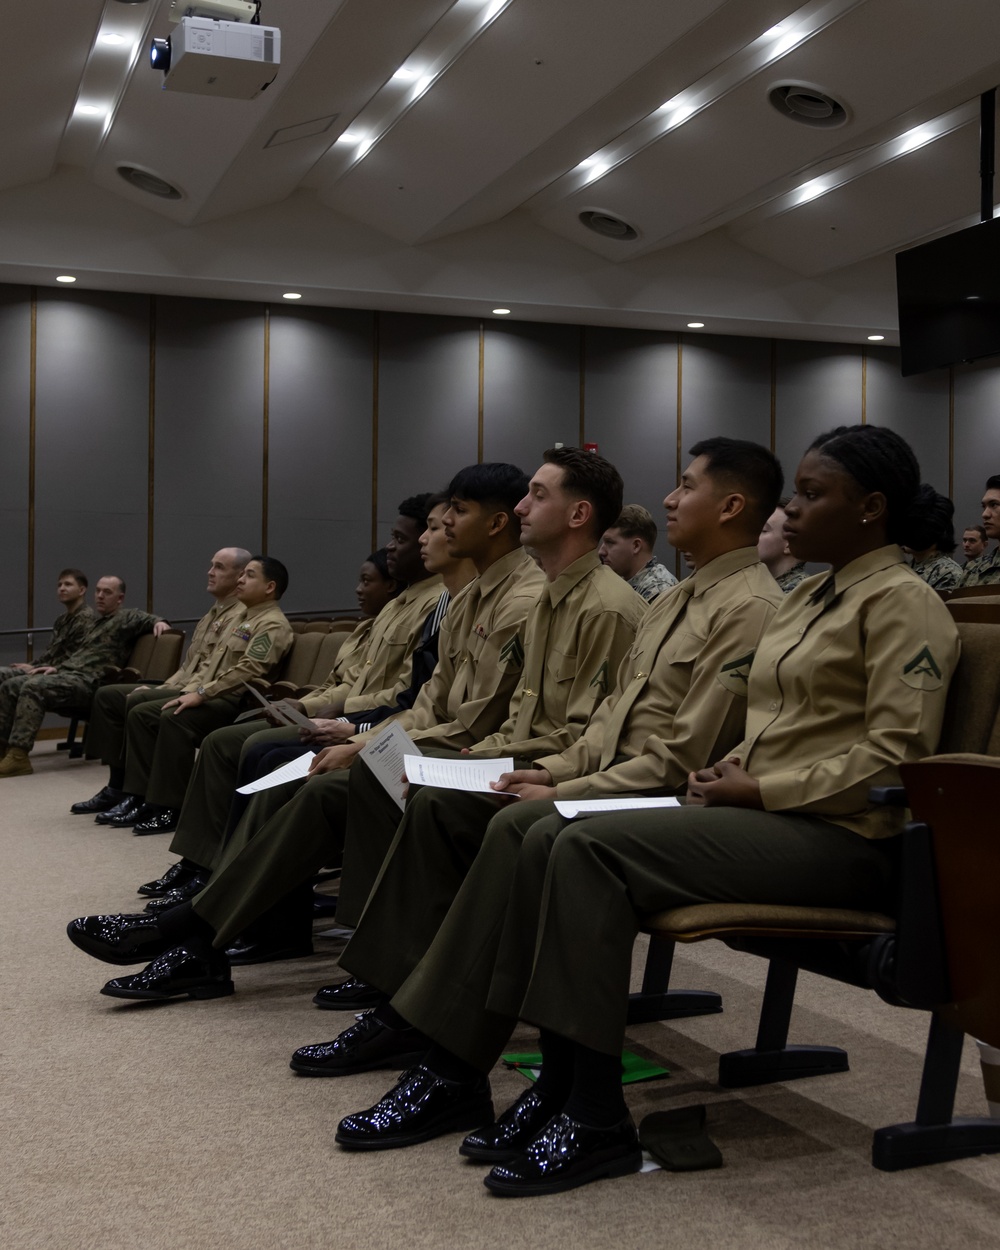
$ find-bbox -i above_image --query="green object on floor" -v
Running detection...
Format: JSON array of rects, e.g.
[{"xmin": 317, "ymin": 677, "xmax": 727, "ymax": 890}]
[{"xmin": 502, "ymin": 1048, "xmax": 669, "ymax": 1085}]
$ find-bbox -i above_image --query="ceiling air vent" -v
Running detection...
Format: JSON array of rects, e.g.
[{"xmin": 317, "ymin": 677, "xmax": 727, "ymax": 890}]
[
  {"xmin": 117, "ymin": 164, "xmax": 184, "ymax": 200},
  {"xmin": 769, "ymin": 83, "xmax": 848, "ymax": 128},
  {"xmin": 579, "ymin": 211, "xmax": 638, "ymax": 241}
]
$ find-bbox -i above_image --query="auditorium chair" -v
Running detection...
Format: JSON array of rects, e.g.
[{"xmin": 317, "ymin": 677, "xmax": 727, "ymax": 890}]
[
  {"xmin": 58, "ymin": 627, "xmax": 186, "ymax": 758},
  {"xmin": 253, "ymin": 627, "xmax": 353, "ymax": 701},
  {"xmin": 627, "ymin": 605, "xmax": 1000, "ymax": 1171}
]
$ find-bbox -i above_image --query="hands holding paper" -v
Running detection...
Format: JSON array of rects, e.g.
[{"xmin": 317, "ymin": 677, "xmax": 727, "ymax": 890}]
[
  {"xmin": 686, "ymin": 757, "xmax": 761, "ymax": 808},
  {"xmin": 299, "ymin": 718, "xmax": 355, "ymax": 747},
  {"xmin": 307, "ymin": 742, "xmax": 363, "ymax": 777},
  {"xmin": 490, "ymin": 767, "xmax": 555, "ymax": 803}
]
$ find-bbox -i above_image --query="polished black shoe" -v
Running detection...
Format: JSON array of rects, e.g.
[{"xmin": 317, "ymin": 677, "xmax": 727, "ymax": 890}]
[
  {"xmin": 137, "ymin": 861, "xmax": 198, "ymax": 898},
  {"xmin": 290, "ymin": 1010, "xmax": 427, "ymax": 1077},
  {"xmin": 101, "ymin": 945, "xmax": 234, "ymax": 1002},
  {"xmin": 66, "ymin": 912, "xmax": 171, "ymax": 966},
  {"xmin": 225, "ymin": 934, "xmax": 314, "ymax": 966},
  {"xmin": 142, "ymin": 873, "xmax": 209, "ymax": 914},
  {"xmin": 133, "ymin": 807, "xmax": 179, "ymax": 836},
  {"xmin": 97, "ymin": 795, "xmax": 144, "ymax": 827},
  {"xmin": 459, "ymin": 1087, "xmax": 562, "ymax": 1163},
  {"xmin": 312, "ymin": 889, "xmax": 338, "ymax": 919},
  {"xmin": 312, "ymin": 977, "xmax": 381, "ymax": 1012},
  {"xmin": 71, "ymin": 785, "xmax": 124, "ymax": 815},
  {"xmin": 483, "ymin": 1113, "xmax": 642, "ymax": 1197},
  {"xmin": 335, "ymin": 1065, "xmax": 494, "ymax": 1151}
]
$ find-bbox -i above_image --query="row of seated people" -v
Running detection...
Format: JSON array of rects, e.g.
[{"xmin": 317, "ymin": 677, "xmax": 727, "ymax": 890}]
[{"xmin": 67, "ymin": 429, "xmax": 966, "ymax": 1198}]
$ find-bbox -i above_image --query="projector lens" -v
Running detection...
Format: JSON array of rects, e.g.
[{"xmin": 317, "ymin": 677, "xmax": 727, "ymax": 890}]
[{"xmin": 150, "ymin": 37, "xmax": 171, "ymax": 72}]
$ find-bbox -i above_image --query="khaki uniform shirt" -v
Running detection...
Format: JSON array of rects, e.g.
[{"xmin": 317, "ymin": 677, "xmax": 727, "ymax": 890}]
[
  {"xmin": 166, "ymin": 597, "xmax": 243, "ymax": 688},
  {"xmin": 355, "ymin": 549, "xmax": 545, "ymax": 750},
  {"xmin": 59, "ymin": 608, "xmax": 161, "ymax": 677},
  {"xmin": 736, "ymin": 547, "xmax": 960, "ymax": 839},
  {"xmin": 541, "ymin": 548, "xmax": 783, "ymax": 798},
  {"xmin": 299, "ymin": 619, "xmax": 374, "ymax": 717},
  {"xmin": 185, "ymin": 600, "xmax": 293, "ymax": 699},
  {"xmin": 323, "ymin": 577, "xmax": 444, "ymax": 715},
  {"xmin": 472, "ymin": 551, "xmax": 647, "ymax": 760},
  {"xmin": 958, "ymin": 546, "xmax": 1000, "ymax": 587},
  {"xmin": 35, "ymin": 604, "xmax": 98, "ymax": 667}
]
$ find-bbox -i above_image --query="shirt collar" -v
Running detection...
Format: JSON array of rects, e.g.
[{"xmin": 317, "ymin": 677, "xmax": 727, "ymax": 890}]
[
  {"xmin": 545, "ymin": 549, "xmax": 602, "ymax": 608},
  {"xmin": 686, "ymin": 546, "xmax": 762, "ymax": 598}
]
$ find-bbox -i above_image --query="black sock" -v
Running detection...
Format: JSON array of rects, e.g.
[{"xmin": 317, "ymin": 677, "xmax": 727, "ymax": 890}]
[
  {"xmin": 561, "ymin": 1042, "xmax": 628, "ymax": 1128},
  {"xmin": 108, "ymin": 767, "xmax": 125, "ymax": 791},
  {"xmin": 179, "ymin": 857, "xmax": 205, "ymax": 874},
  {"xmin": 373, "ymin": 1001, "xmax": 411, "ymax": 1030},
  {"xmin": 424, "ymin": 1043, "xmax": 484, "ymax": 1086},
  {"xmin": 156, "ymin": 900, "xmax": 219, "ymax": 955},
  {"xmin": 532, "ymin": 1028, "xmax": 575, "ymax": 1105}
]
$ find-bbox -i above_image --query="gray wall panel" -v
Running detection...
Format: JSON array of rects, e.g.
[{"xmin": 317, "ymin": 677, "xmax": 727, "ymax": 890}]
[
  {"xmin": 582, "ymin": 327, "xmax": 677, "ymax": 538},
  {"xmin": 865, "ymin": 348, "xmax": 951, "ymax": 498},
  {"xmin": 267, "ymin": 307, "xmax": 374, "ymax": 611},
  {"xmin": 153, "ymin": 297, "xmax": 264, "ymax": 621},
  {"xmin": 774, "ymin": 341, "xmax": 863, "ymax": 485},
  {"xmin": 681, "ymin": 333, "xmax": 772, "ymax": 454},
  {"xmin": 953, "ymin": 358, "xmax": 1000, "ymax": 536},
  {"xmin": 482, "ymin": 322, "xmax": 580, "ymax": 468},
  {"xmin": 376, "ymin": 314, "xmax": 480, "ymax": 542},
  {"xmin": 34, "ymin": 291, "xmax": 150, "ymax": 618},
  {"xmin": 0, "ymin": 286, "xmax": 30, "ymax": 641}
]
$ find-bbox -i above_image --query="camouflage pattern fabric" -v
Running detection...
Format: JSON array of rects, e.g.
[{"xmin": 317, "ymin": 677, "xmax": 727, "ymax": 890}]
[
  {"xmin": 628, "ymin": 558, "xmax": 678, "ymax": 603},
  {"xmin": 957, "ymin": 546, "xmax": 1000, "ymax": 588},
  {"xmin": 911, "ymin": 552, "xmax": 963, "ymax": 592},
  {"xmin": 775, "ymin": 562, "xmax": 808, "ymax": 594}
]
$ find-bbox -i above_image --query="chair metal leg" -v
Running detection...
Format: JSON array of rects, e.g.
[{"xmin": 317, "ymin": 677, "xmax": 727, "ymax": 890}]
[
  {"xmin": 873, "ymin": 1012, "xmax": 1000, "ymax": 1170},
  {"xmin": 626, "ymin": 935, "xmax": 723, "ymax": 1024},
  {"xmin": 719, "ymin": 958, "xmax": 850, "ymax": 1087}
]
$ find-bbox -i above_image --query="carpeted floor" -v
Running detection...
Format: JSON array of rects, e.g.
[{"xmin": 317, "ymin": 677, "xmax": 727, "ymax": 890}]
[{"xmin": 4, "ymin": 743, "xmax": 1000, "ymax": 1250}]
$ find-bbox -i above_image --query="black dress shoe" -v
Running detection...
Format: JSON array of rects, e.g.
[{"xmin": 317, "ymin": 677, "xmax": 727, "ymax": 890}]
[
  {"xmin": 142, "ymin": 873, "xmax": 209, "ymax": 914},
  {"xmin": 137, "ymin": 861, "xmax": 199, "ymax": 898},
  {"xmin": 483, "ymin": 1113, "xmax": 642, "ymax": 1196},
  {"xmin": 312, "ymin": 889, "xmax": 338, "ymax": 919},
  {"xmin": 290, "ymin": 1010, "xmax": 427, "ymax": 1077},
  {"xmin": 97, "ymin": 795, "xmax": 144, "ymax": 827},
  {"xmin": 133, "ymin": 808, "xmax": 179, "ymax": 836},
  {"xmin": 66, "ymin": 912, "xmax": 171, "ymax": 965},
  {"xmin": 459, "ymin": 1087, "xmax": 562, "ymax": 1163},
  {"xmin": 335, "ymin": 1065, "xmax": 494, "ymax": 1151},
  {"xmin": 312, "ymin": 977, "xmax": 381, "ymax": 1011},
  {"xmin": 225, "ymin": 934, "xmax": 314, "ymax": 966},
  {"xmin": 101, "ymin": 945, "xmax": 234, "ymax": 1002},
  {"xmin": 71, "ymin": 786, "xmax": 124, "ymax": 815}
]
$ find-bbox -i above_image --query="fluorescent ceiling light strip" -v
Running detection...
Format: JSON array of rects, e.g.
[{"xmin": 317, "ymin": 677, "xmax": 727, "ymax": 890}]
[
  {"xmin": 561, "ymin": 0, "xmax": 865, "ymax": 195},
  {"xmin": 322, "ymin": 0, "xmax": 515, "ymax": 178}
]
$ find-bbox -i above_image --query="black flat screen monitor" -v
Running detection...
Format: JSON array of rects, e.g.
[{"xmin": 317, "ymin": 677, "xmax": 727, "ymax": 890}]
[{"xmin": 895, "ymin": 216, "xmax": 1000, "ymax": 376}]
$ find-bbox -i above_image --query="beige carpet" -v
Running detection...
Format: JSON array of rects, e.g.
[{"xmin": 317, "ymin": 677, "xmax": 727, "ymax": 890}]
[{"xmin": 4, "ymin": 743, "xmax": 1000, "ymax": 1250}]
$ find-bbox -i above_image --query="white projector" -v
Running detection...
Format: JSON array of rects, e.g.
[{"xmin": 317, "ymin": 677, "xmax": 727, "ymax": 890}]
[{"xmin": 153, "ymin": 15, "xmax": 280, "ymax": 100}]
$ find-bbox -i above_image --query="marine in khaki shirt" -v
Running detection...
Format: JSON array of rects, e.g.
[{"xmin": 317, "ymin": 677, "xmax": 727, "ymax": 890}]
[{"xmin": 539, "ymin": 547, "xmax": 782, "ymax": 798}]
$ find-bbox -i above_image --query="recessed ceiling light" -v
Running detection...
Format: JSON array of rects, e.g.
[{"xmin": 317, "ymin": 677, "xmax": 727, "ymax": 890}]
[
  {"xmin": 56, "ymin": 275, "xmax": 77, "ymax": 283},
  {"xmin": 117, "ymin": 164, "xmax": 183, "ymax": 199},
  {"xmin": 867, "ymin": 334, "xmax": 885, "ymax": 341},
  {"xmin": 492, "ymin": 308, "xmax": 511, "ymax": 315},
  {"xmin": 687, "ymin": 321, "xmax": 705, "ymax": 329},
  {"xmin": 282, "ymin": 292, "xmax": 302, "ymax": 300},
  {"xmin": 579, "ymin": 210, "xmax": 638, "ymax": 241}
]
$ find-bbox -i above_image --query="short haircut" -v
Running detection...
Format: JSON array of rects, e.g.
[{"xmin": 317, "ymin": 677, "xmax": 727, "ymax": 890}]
[
  {"xmin": 425, "ymin": 491, "xmax": 452, "ymax": 513},
  {"xmin": 447, "ymin": 463, "xmax": 530, "ymax": 519},
  {"xmin": 542, "ymin": 446, "xmax": 624, "ymax": 539},
  {"xmin": 249, "ymin": 555, "xmax": 289, "ymax": 600},
  {"xmin": 689, "ymin": 437, "xmax": 784, "ymax": 532},
  {"xmin": 810, "ymin": 425, "xmax": 920, "ymax": 546},
  {"xmin": 397, "ymin": 493, "xmax": 435, "ymax": 532},
  {"xmin": 58, "ymin": 568, "xmax": 88, "ymax": 588},
  {"xmin": 905, "ymin": 485, "xmax": 957, "ymax": 554},
  {"xmin": 965, "ymin": 524, "xmax": 988, "ymax": 541},
  {"xmin": 986, "ymin": 475, "xmax": 1000, "ymax": 493},
  {"xmin": 99, "ymin": 575, "xmax": 126, "ymax": 595},
  {"xmin": 228, "ymin": 548, "xmax": 252, "ymax": 570},
  {"xmin": 366, "ymin": 547, "xmax": 395, "ymax": 583},
  {"xmin": 610, "ymin": 504, "xmax": 658, "ymax": 550}
]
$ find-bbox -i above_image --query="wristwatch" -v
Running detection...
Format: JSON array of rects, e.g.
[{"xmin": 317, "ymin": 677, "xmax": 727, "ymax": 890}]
[{"xmin": 196, "ymin": 685, "xmax": 206, "ymax": 697}]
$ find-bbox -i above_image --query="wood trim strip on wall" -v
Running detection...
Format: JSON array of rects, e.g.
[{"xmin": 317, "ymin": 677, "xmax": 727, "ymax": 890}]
[
  {"xmin": 948, "ymin": 365, "xmax": 955, "ymax": 498},
  {"xmin": 146, "ymin": 296, "xmax": 156, "ymax": 611},
  {"xmin": 261, "ymin": 305, "xmax": 270, "ymax": 552},
  {"xmin": 578, "ymin": 325, "xmax": 586, "ymax": 446},
  {"xmin": 26, "ymin": 288, "xmax": 37, "ymax": 657},
  {"xmin": 675, "ymin": 331, "xmax": 683, "ymax": 578},
  {"xmin": 861, "ymin": 346, "xmax": 867, "ymax": 424},
  {"xmin": 478, "ymin": 320, "xmax": 485, "ymax": 463},
  {"xmin": 769, "ymin": 339, "xmax": 777, "ymax": 453},
  {"xmin": 371, "ymin": 312, "xmax": 380, "ymax": 551}
]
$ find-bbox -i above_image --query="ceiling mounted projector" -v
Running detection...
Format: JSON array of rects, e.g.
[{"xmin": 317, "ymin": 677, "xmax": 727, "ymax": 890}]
[{"xmin": 150, "ymin": 2, "xmax": 280, "ymax": 100}]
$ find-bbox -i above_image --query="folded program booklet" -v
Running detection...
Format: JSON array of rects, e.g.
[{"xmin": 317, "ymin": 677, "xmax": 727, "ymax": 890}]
[
  {"xmin": 402, "ymin": 754, "xmax": 514, "ymax": 794},
  {"xmin": 554, "ymin": 796, "xmax": 681, "ymax": 819},
  {"xmin": 360, "ymin": 723, "xmax": 423, "ymax": 811}
]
